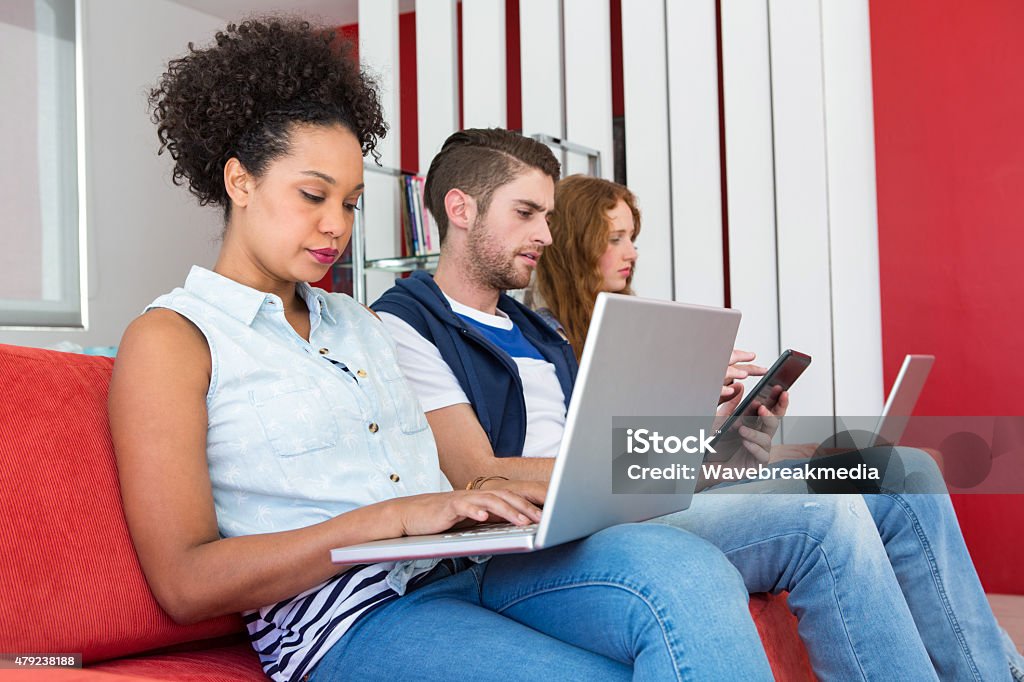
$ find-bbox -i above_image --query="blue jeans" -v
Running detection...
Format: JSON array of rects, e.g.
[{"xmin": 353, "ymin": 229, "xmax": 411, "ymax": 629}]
[
  {"xmin": 657, "ymin": 447, "xmax": 1022, "ymax": 681},
  {"xmin": 309, "ymin": 523, "xmax": 774, "ymax": 681}
]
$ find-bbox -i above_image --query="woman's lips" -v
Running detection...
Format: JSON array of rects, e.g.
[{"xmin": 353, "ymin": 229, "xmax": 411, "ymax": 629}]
[{"xmin": 308, "ymin": 248, "xmax": 340, "ymax": 264}]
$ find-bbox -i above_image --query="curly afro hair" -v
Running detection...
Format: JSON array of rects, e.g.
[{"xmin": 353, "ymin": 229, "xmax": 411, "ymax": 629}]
[{"xmin": 149, "ymin": 17, "xmax": 387, "ymax": 217}]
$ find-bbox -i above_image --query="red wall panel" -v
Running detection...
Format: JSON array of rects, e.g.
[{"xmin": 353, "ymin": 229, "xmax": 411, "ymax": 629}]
[{"xmin": 870, "ymin": 0, "xmax": 1024, "ymax": 593}]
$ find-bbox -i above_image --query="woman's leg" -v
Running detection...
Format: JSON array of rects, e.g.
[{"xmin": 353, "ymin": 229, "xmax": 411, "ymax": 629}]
[
  {"xmin": 865, "ymin": 446, "xmax": 1019, "ymax": 681},
  {"xmin": 656, "ymin": 489, "xmax": 938, "ymax": 680},
  {"xmin": 482, "ymin": 523, "xmax": 774, "ymax": 682},
  {"xmin": 310, "ymin": 562, "xmax": 631, "ymax": 681}
]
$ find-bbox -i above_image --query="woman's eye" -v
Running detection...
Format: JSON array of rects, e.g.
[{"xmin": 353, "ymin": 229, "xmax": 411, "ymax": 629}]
[
  {"xmin": 609, "ymin": 237, "xmax": 621, "ymax": 244},
  {"xmin": 344, "ymin": 202, "xmax": 361, "ymax": 213},
  {"xmin": 301, "ymin": 191, "xmax": 325, "ymax": 203}
]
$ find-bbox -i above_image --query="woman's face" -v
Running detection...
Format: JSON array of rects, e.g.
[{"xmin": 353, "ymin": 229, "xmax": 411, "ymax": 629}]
[
  {"xmin": 231, "ymin": 123, "xmax": 364, "ymax": 286},
  {"xmin": 596, "ymin": 199, "xmax": 638, "ymax": 293}
]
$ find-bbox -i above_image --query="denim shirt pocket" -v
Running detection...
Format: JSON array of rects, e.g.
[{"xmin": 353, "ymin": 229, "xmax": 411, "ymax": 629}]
[{"xmin": 250, "ymin": 376, "xmax": 339, "ymax": 457}]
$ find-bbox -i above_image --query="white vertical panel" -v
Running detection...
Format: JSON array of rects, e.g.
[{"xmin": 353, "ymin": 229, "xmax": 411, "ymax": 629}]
[
  {"xmin": 416, "ymin": 0, "xmax": 459, "ymax": 174},
  {"xmin": 621, "ymin": 0, "xmax": 672, "ymax": 300},
  {"xmin": 768, "ymin": 0, "xmax": 834, "ymax": 420},
  {"xmin": 359, "ymin": 0, "xmax": 401, "ymax": 302},
  {"xmin": 359, "ymin": 0, "xmax": 400, "ymax": 166},
  {"xmin": 666, "ymin": 0, "xmax": 724, "ymax": 307},
  {"xmin": 821, "ymin": 0, "xmax": 884, "ymax": 415},
  {"xmin": 519, "ymin": 0, "xmax": 563, "ymax": 139},
  {"xmin": 462, "ymin": 0, "xmax": 506, "ymax": 129},
  {"xmin": 563, "ymin": 0, "xmax": 614, "ymax": 179},
  {"xmin": 720, "ymin": 0, "xmax": 780, "ymax": 387}
]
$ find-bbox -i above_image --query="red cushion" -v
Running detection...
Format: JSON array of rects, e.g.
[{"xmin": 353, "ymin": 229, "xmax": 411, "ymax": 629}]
[
  {"xmin": 0, "ymin": 670, "xmax": 162, "ymax": 681},
  {"xmin": 0, "ymin": 642, "xmax": 263, "ymax": 681},
  {"xmin": 0, "ymin": 344, "xmax": 243, "ymax": 664},
  {"xmin": 89, "ymin": 641, "xmax": 266, "ymax": 681},
  {"xmin": 751, "ymin": 593, "xmax": 815, "ymax": 680}
]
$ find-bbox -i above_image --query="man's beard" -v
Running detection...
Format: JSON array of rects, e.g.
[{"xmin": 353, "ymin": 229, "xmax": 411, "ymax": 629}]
[{"xmin": 465, "ymin": 217, "xmax": 535, "ymax": 291}]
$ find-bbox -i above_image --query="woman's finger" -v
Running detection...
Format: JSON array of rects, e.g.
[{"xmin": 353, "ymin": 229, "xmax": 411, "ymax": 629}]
[
  {"xmin": 732, "ymin": 363, "xmax": 767, "ymax": 377},
  {"xmin": 461, "ymin": 491, "xmax": 536, "ymax": 525},
  {"xmin": 483, "ymin": 489, "xmax": 543, "ymax": 522},
  {"xmin": 730, "ymin": 349, "xmax": 757, "ymax": 364},
  {"xmin": 758, "ymin": 404, "xmax": 779, "ymax": 429},
  {"xmin": 739, "ymin": 425, "xmax": 772, "ymax": 451},
  {"xmin": 725, "ymin": 366, "xmax": 749, "ymax": 382},
  {"xmin": 743, "ymin": 438, "xmax": 771, "ymax": 463}
]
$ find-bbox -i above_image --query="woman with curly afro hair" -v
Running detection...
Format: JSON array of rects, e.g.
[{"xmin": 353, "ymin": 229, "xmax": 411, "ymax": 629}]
[{"xmin": 108, "ymin": 17, "xmax": 780, "ymax": 682}]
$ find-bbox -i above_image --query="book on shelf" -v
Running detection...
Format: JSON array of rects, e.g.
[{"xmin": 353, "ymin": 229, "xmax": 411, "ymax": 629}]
[
  {"xmin": 417, "ymin": 175, "xmax": 440, "ymax": 253},
  {"xmin": 397, "ymin": 173, "xmax": 437, "ymax": 258}
]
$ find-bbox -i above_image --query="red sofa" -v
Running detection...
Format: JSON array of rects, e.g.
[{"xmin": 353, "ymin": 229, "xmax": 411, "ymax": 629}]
[{"xmin": 0, "ymin": 343, "xmax": 814, "ymax": 680}]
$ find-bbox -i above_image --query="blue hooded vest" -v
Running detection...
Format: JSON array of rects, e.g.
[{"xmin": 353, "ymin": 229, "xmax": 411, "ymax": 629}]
[{"xmin": 371, "ymin": 271, "xmax": 578, "ymax": 458}]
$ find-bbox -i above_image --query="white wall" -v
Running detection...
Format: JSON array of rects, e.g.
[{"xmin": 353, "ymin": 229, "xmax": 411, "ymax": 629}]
[{"xmin": 0, "ymin": 0, "xmax": 224, "ymax": 349}]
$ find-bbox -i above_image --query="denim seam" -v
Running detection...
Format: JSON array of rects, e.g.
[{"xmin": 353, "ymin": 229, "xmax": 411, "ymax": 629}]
[
  {"xmin": 1011, "ymin": 656, "xmax": 1024, "ymax": 682},
  {"xmin": 493, "ymin": 579, "xmax": 686, "ymax": 682},
  {"xmin": 722, "ymin": 530, "xmax": 869, "ymax": 681},
  {"xmin": 879, "ymin": 491, "xmax": 983, "ymax": 682}
]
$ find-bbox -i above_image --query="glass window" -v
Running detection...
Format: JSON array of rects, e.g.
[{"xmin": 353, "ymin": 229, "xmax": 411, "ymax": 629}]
[{"xmin": 0, "ymin": 0, "xmax": 82, "ymax": 327}]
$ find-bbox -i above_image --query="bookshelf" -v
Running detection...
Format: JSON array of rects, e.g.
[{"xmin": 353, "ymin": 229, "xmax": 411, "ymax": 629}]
[
  {"xmin": 339, "ymin": 163, "xmax": 438, "ymax": 304},
  {"xmin": 340, "ymin": 136, "xmax": 601, "ymax": 304},
  {"xmin": 531, "ymin": 134, "xmax": 602, "ymax": 178}
]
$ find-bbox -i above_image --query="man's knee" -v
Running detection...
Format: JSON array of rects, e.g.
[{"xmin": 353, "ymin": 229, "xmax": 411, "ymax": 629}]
[
  {"xmin": 598, "ymin": 524, "xmax": 746, "ymax": 594},
  {"xmin": 864, "ymin": 446, "xmax": 946, "ymax": 493},
  {"xmin": 753, "ymin": 494, "xmax": 872, "ymax": 532}
]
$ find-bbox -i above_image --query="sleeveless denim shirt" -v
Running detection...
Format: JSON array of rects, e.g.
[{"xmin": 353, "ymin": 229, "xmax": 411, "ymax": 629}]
[{"xmin": 146, "ymin": 266, "xmax": 451, "ymax": 681}]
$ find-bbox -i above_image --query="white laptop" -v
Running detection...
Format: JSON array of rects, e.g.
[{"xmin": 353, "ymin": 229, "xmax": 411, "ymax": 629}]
[
  {"xmin": 330, "ymin": 293, "xmax": 741, "ymax": 563},
  {"xmin": 873, "ymin": 354, "xmax": 935, "ymax": 446}
]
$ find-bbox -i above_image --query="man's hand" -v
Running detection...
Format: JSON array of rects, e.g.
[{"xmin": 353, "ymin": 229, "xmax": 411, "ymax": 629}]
[{"xmin": 720, "ymin": 349, "xmax": 767, "ymax": 403}]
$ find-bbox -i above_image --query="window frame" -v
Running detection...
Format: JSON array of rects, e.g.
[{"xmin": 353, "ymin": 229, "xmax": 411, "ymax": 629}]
[{"xmin": 0, "ymin": 0, "xmax": 87, "ymax": 330}]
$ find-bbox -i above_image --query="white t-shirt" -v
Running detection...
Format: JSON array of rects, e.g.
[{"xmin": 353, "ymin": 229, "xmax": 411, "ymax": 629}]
[{"xmin": 379, "ymin": 295, "xmax": 567, "ymax": 458}]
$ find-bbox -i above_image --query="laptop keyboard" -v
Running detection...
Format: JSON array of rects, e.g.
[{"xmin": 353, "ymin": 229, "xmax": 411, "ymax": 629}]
[{"xmin": 442, "ymin": 523, "xmax": 538, "ymax": 539}]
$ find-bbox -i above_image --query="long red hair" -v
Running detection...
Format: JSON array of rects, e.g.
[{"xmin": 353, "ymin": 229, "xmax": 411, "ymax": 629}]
[{"xmin": 535, "ymin": 175, "xmax": 641, "ymax": 362}]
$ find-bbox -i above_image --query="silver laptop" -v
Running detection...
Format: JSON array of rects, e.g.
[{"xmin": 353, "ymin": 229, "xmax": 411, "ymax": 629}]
[
  {"xmin": 330, "ymin": 293, "xmax": 741, "ymax": 563},
  {"xmin": 873, "ymin": 354, "xmax": 934, "ymax": 446}
]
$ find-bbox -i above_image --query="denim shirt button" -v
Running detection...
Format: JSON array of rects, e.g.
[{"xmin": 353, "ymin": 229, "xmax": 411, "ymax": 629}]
[{"xmin": 368, "ymin": 422, "xmax": 379, "ymax": 433}]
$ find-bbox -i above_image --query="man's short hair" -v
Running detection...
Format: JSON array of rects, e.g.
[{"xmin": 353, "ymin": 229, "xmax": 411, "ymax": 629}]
[{"xmin": 424, "ymin": 128, "xmax": 561, "ymax": 244}]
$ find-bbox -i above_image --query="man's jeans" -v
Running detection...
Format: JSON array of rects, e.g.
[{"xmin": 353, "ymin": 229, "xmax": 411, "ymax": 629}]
[
  {"xmin": 310, "ymin": 524, "xmax": 774, "ymax": 681},
  {"xmin": 657, "ymin": 446, "xmax": 1023, "ymax": 680}
]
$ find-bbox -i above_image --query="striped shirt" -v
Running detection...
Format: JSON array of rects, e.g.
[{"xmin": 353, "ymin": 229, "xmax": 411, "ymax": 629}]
[{"xmin": 147, "ymin": 266, "xmax": 452, "ymax": 681}]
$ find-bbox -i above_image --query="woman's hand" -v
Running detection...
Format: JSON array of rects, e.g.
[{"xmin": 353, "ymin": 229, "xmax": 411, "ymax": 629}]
[
  {"xmin": 702, "ymin": 387, "xmax": 790, "ymax": 488},
  {"xmin": 392, "ymin": 488, "xmax": 543, "ymax": 538},
  {"xmin": 477, "ymin": 478, "xmax": 547, "ymax": 507},
  {"xmin": 733, "ymin": 388, "xmax": 789, "ymax": 464},
  {"xmin": 720, "ymin": 349, "xmax": 767, "ymax": 403}
]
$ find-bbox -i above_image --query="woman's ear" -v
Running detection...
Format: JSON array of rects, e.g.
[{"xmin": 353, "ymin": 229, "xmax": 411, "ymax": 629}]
[
  {"xmin": 223, "ymin": 158, "xmax": 252, "ymax": 209},
  {"xmin": 444, "ymin": 188, "xmax": 477, "ymax": 234}
]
